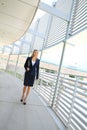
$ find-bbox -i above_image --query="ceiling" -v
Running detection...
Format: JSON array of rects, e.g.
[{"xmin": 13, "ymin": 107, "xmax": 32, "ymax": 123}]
[{"xmin": 0, "ymin": 0, "xmax": 40, "ymax": 46}]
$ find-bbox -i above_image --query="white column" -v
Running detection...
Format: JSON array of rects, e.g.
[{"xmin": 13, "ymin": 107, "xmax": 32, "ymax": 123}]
[
  {"xmin": 51, "ymin": 0, "xmax": 75, "ymax": 107},
  {"xmin": 28, "ymin": 19, "xmax": 40, "ymax": 55},
  {"xmin": 14, "ymin": 43, "xmax": 22, "ymax": 75},
  {"xmin": 5, "ymin": 45, "xmax": 14, "ymax": 71}
]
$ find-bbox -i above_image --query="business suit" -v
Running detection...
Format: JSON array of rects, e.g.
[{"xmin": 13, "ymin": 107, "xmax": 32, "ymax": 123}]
[{"xmin": 24, "ymin": 57, "xmax": 40, "ymax": 86}]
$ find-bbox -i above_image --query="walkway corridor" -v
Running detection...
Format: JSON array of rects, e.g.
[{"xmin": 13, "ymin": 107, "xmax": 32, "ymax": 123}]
[{"xmin": 0, "ymin": 71, "xmax": 60, "ymax": 130}]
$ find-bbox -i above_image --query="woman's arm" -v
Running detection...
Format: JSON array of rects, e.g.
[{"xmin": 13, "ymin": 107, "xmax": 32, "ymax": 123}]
[
  {"xmin": 24, "ymin": 57, "xmax": 30, "ymax": 71},
  {"xmin": 36, "ymin": 60, "xmax": 40, "ymax": 79}
]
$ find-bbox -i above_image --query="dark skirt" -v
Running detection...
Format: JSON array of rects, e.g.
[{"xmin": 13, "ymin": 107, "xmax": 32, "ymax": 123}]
[{"xmin": 24, "ymin": 71, "xmax": 35, "ymax": 87}]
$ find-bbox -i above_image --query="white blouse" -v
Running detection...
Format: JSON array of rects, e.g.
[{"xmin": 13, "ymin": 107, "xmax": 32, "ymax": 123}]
[{"xmin": 32, "ymin": 61, "xmax": 35, "ymax": 66}]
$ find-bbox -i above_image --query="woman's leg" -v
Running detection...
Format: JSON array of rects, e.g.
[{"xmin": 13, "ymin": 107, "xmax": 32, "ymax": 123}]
[
  {"xmin": 24, "ymin": 86, "xmax": 30, "ymax": 102},
  {"xmin": 21, "ymin": 86, "xmax": 27, "ymax": 100}
]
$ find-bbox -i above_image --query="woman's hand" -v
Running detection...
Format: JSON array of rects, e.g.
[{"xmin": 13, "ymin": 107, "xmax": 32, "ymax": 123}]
[{"xmin": 27, "ymin": 67, "xmax": 30, "ymax": 71}]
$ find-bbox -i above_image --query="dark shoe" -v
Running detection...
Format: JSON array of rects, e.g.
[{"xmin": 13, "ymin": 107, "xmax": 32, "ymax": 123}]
[
  {"xmin": 20, "ymin": 99, "xmax": 23, "ymax": 102},
  {"xmin": 23, "ymin": 102, "xmax": 26, "ymax": 105}
]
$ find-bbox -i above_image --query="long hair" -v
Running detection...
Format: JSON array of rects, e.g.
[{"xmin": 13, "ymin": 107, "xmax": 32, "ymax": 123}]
[{"xmin": 31, "ymin": 49, "xmax": 38, "ymax": 57}]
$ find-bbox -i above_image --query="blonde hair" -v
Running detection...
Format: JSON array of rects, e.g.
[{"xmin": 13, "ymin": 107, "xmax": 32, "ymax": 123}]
[{"xmin": 31, "ymin": 49, "xmax": 38, "ymax": 57}]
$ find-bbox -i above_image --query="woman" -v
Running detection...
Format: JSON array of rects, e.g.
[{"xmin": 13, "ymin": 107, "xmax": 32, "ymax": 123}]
[{"xmin": 20, "ymin": 50, "xmax": 40, "ymax": 105}]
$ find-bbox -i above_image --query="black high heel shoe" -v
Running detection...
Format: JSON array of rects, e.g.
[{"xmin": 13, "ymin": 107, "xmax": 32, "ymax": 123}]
[
  {"xmin": 23, "ymin": 102, "xmax": 26, "ymax": 105},
  {"xmin": 20, "ymin": 99, "xmax": 23, "ymax": 102}
]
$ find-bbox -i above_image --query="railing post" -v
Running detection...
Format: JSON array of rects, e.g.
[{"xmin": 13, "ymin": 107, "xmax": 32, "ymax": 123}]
[
  {"xmin": 67, "ymin": 76, "xmax": 79, "ymax": 129},
  {"xmin": 39, "ymin": 78, "xmax": 42, "ymax": 94},
  {"xmin": 49, "ymin": 83, "xmax": 54, "ymax": 106}
]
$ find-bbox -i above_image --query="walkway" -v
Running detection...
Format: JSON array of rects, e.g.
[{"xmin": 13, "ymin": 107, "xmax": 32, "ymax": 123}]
[{"xmin": 0, "ymin": 71, "xmax": 61, "ymax": 130}]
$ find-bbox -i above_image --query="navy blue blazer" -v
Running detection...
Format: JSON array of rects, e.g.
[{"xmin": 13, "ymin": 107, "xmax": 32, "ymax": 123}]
[{"xmin": 24, "ymin": 57, "xmax": 40, "ymax": 79}]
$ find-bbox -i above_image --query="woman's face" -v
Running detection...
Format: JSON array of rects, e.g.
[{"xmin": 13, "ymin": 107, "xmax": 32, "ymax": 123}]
[{"xmin": 33, "ymin": 50, "xmax": 38, "ymax": 57}]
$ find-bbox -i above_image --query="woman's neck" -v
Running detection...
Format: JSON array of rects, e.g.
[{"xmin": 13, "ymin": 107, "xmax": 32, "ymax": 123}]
[{"xmin": 32, "ymin": 56, "xmax": 37, "ymax": 61}]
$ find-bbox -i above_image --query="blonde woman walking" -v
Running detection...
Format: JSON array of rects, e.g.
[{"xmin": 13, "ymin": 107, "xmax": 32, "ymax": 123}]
[{"xmin": 20, "ymin": 50, "xmax": 40, "ymax": 105}]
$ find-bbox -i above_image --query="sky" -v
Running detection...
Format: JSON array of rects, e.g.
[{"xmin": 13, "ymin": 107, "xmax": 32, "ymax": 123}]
[
  {"xmin": 41, "ymin": 29, "xmax": 87, "ymax": 72},
  {"xmin": 66, "ymin": 29, "xmax": 87, "ymax": 71}
]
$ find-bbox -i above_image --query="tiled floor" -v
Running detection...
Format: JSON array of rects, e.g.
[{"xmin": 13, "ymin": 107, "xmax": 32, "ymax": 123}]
[{"xmin": 0, "ymin": 71, "xmax": 59, "ymax": 130}]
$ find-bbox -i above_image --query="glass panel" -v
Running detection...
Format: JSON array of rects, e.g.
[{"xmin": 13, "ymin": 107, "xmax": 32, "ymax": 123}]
[
  {"xmin": 41, "ymin": 42, "xmax": 64, "ymax": 73},
  {"xmin": 62, "ymin": 29, "xmax": 87, "ymax": 76}
]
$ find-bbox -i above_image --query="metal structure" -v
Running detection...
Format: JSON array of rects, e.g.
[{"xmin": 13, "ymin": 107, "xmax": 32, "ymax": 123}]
[
  {"xmin": 0, "ymin": 0, "xmax": 87, "ymax": 130},
  {"xmin": 35, "ymin": 71, "xmax": 87, "ymax": 130}
]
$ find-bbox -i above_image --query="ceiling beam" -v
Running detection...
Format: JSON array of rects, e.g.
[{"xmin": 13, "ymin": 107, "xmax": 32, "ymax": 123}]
[
  {"xmin": 39, "ymin": 2, "xmax": 69, "ymax": 21},
  {"xmin": 28, "ymin": 29, "xmax": 45, "ymax": 39}
]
